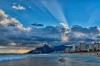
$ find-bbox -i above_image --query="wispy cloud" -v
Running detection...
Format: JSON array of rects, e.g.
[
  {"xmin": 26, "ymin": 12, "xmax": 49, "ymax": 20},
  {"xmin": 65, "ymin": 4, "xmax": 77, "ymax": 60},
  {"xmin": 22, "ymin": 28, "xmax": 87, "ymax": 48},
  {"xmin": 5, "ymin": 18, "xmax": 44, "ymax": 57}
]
[{"xmin": 88, "ymin": 8, "xmax": 100, "ymax": 24}]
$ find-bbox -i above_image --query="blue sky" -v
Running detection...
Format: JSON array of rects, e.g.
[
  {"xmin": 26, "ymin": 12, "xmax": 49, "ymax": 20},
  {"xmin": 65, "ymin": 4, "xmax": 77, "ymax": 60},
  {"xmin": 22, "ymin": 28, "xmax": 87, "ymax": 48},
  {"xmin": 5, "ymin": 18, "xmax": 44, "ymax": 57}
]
[{"xmin": 0, "ymin": 0, "xmax": 100, "ymax": 27}]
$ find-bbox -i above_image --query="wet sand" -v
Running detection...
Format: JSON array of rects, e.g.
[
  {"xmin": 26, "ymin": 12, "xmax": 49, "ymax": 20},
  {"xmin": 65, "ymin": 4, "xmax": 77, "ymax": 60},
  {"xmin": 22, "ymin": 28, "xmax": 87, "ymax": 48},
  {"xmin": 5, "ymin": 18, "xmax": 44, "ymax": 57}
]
[
  {"xmin": 0, "ymin": 57, "xmax": 61, "ymax": 66},
  {"xmin": 0, "ymin": 54, "xmax": 100, "ymax": 66}
]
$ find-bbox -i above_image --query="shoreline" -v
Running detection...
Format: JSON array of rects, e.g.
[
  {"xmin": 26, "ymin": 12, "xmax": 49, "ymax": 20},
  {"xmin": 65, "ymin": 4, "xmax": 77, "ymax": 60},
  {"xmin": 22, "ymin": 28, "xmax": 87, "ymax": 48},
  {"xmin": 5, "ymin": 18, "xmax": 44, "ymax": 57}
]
[
  {"xmin": 67, "ymin": 51, "xmax": 100, "ymax": 57},
  {"xmin": 0, "ymin": 51, "xmax": 100, "ymax": 56}
]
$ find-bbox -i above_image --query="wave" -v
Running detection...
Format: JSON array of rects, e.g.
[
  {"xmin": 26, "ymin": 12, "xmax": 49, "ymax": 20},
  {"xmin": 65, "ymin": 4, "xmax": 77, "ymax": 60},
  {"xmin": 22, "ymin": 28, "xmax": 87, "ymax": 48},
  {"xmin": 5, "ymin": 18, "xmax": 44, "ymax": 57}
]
[
  {"xmin": 0, "ymin": 54, "xmax": 30, "ymax": 62},
  {"xmin": 0, "ymin": 54, "xmax": 68, "ymax": 62}
]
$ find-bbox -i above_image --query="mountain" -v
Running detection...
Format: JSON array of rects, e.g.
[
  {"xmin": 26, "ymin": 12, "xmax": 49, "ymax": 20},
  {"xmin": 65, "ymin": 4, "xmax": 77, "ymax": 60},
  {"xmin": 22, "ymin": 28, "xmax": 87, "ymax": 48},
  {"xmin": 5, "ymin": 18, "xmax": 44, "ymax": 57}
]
[
  {"xmin": 28, "ymin": 44, "xmax": 53, "ymax": 53},
  {"xmin": 28, "ymin": 44, "xmax": 72, "ymax": 54},
  {"xmin": 53, "ymin": 45, "xmax": 72, "ymax": 51}
]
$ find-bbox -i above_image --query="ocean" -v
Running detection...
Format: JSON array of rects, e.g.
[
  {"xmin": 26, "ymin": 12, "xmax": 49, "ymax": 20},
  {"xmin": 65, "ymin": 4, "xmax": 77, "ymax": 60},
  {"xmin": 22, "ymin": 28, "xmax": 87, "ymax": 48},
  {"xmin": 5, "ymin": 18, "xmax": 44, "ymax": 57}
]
[{"xmin": 0, "ymin": 54, "xmax": 99, "ymax": 66}]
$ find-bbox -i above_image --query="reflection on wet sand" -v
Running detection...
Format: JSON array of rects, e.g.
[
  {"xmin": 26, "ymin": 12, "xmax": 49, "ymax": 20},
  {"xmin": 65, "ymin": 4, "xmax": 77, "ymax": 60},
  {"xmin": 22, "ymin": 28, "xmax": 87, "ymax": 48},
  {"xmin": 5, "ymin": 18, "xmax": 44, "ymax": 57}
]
[
  {"xmin": 0, "ymin": 55, "xmax": 100, "ymax": 66},
  {"xmin": 0, "ymin": 57, "xmax": 60, "ymax": 66}
]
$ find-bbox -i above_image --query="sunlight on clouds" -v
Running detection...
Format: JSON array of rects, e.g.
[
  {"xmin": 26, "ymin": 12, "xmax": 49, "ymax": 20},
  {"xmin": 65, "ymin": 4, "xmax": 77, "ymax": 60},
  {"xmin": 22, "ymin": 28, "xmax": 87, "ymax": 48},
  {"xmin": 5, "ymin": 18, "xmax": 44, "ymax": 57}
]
[
  {"xmin": 0, "ymin": 9, "xmax": 100, "ymax": 50},
  {"xmin": 74, "ymin": 32, "xmax": 86, "ymax": 38},
  {"xmin": 0, "ymin": 49, "xmax": 30, "ymax": 54},
  {"xmin": 98, "ymin": 28, "xmax": 100, "ymax": 31},
  {"xmin": 0, "ymin": 46, "xmax": 30, "ymax": 54},
  {"xmin": 9, "ymin": 42, "xmax": 17, "ymax": 46},
  {"xmin": 61, "ymin": 33, "xmax": 69, "ymax": 42},
  {"xmin": 0, "ymin": 10, "xmax": 31, "ymax": 31}
]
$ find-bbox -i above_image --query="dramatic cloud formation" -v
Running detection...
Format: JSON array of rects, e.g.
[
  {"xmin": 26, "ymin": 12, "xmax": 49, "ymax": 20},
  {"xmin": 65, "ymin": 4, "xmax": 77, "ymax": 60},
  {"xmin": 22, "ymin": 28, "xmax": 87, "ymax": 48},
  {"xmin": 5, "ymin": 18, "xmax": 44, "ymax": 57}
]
[
  {"xmin": 0, "ymin": 10, "xmax": 100, "ymax": 48},
  {"xmin": 12, "ymin": 5, "xmax": 25, "ymax": 10},
  {"xmin": 0, "ymin": 10, "xmax": 30, "ymax": 46},
  {"xmin": 0, "ymin": 10, "xmax": 62, "ymax": 48}
]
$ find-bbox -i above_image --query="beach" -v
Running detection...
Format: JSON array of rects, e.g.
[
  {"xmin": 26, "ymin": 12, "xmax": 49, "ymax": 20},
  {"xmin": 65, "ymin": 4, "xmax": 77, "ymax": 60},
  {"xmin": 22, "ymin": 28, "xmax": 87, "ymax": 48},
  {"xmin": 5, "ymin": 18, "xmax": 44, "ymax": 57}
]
[
  {"xmin": 0, "ymin": 54, "xmax": 100, "ymax": 66},
  {"xmin": 0, "ymin": 55, "xmax": 60, "ymax": 66}
]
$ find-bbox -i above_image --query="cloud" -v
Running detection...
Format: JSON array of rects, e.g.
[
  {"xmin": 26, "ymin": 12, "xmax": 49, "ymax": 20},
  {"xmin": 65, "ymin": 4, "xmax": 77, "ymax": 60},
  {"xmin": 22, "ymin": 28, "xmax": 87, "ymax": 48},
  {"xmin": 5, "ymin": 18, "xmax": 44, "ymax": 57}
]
[
  {"xmin": 13, "ymin": 3, "xmax": 17, "ymax": 5},
  {"xmin": 0, "ymin": 10, "xmax": 100, "ymax": 48},
  {"xmin": 12, "ymin": 5, "xmax": 25, "ymax": 10},
  {"xmin": 31, "ymin": 36, "xmax": 60, "ymax": 42},
  {"xmin": 66, "ymin": 25, "xmax": 100, "ymax": 42},
  {"xmin": 71, "ymin": 25, "xmax": 99, "ymax": 34},
  {"xmin": 30, "ymin": 24, "xmax": 100, "ymax": 43},
  {"xmin": 0, "ymin": 10, "xmax": 61, "ymax": 47},
  {"xmin": 0, "ymin": 10, "xmax": 31, "ymax": 46},
  {"xmin": 0, "ymin": 10, "xmax": 30, "ymax": 31},
  {"xmin": 31, "ymin": 23, "xmax": 44, "ymax": 27}
]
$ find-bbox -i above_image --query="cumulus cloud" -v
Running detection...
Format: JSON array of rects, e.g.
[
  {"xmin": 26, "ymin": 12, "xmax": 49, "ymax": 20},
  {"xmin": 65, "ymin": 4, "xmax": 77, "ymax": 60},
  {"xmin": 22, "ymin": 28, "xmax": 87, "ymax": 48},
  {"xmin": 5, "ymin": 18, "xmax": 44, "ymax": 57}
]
[
  {"xmin": 71, "ymin": 25, "xmax": 99, "ymax": 35},
  {"xmin": 0, "ymin": 10, "xmax": 62, "ymax": 48},
  {"xmin": 0, "ymin": 10, "xmax": 30, "ymax": 31},
  {"xmin": 30, "ymin": 24, "xmax": 100, "ymax": 43},
  {"xmin": 0, "ymin": 10, "xmax": 100, "ymax": 48},
  {"xmin": 0, "ymin": 10, "xmax": 31, "ymax": 46},
  {"xmin": 67, "ymin": 25, "xmax": 100, "ymax": 42},
  {"xmin": 12, "ymin": 5, "xmax": 25, "ymax": 10}
]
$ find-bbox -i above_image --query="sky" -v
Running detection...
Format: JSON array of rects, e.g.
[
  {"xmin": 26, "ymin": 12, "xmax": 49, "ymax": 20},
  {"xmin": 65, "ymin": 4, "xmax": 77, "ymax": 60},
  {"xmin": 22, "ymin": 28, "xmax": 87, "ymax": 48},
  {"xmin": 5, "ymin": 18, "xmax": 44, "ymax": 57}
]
[
  {"xmin": 0, "ymin": 0, "xmax": 100, "ymax": 53},
  {"xmin": 0, "ymin": 0, "xmax": 100, "ymax": 27}
]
